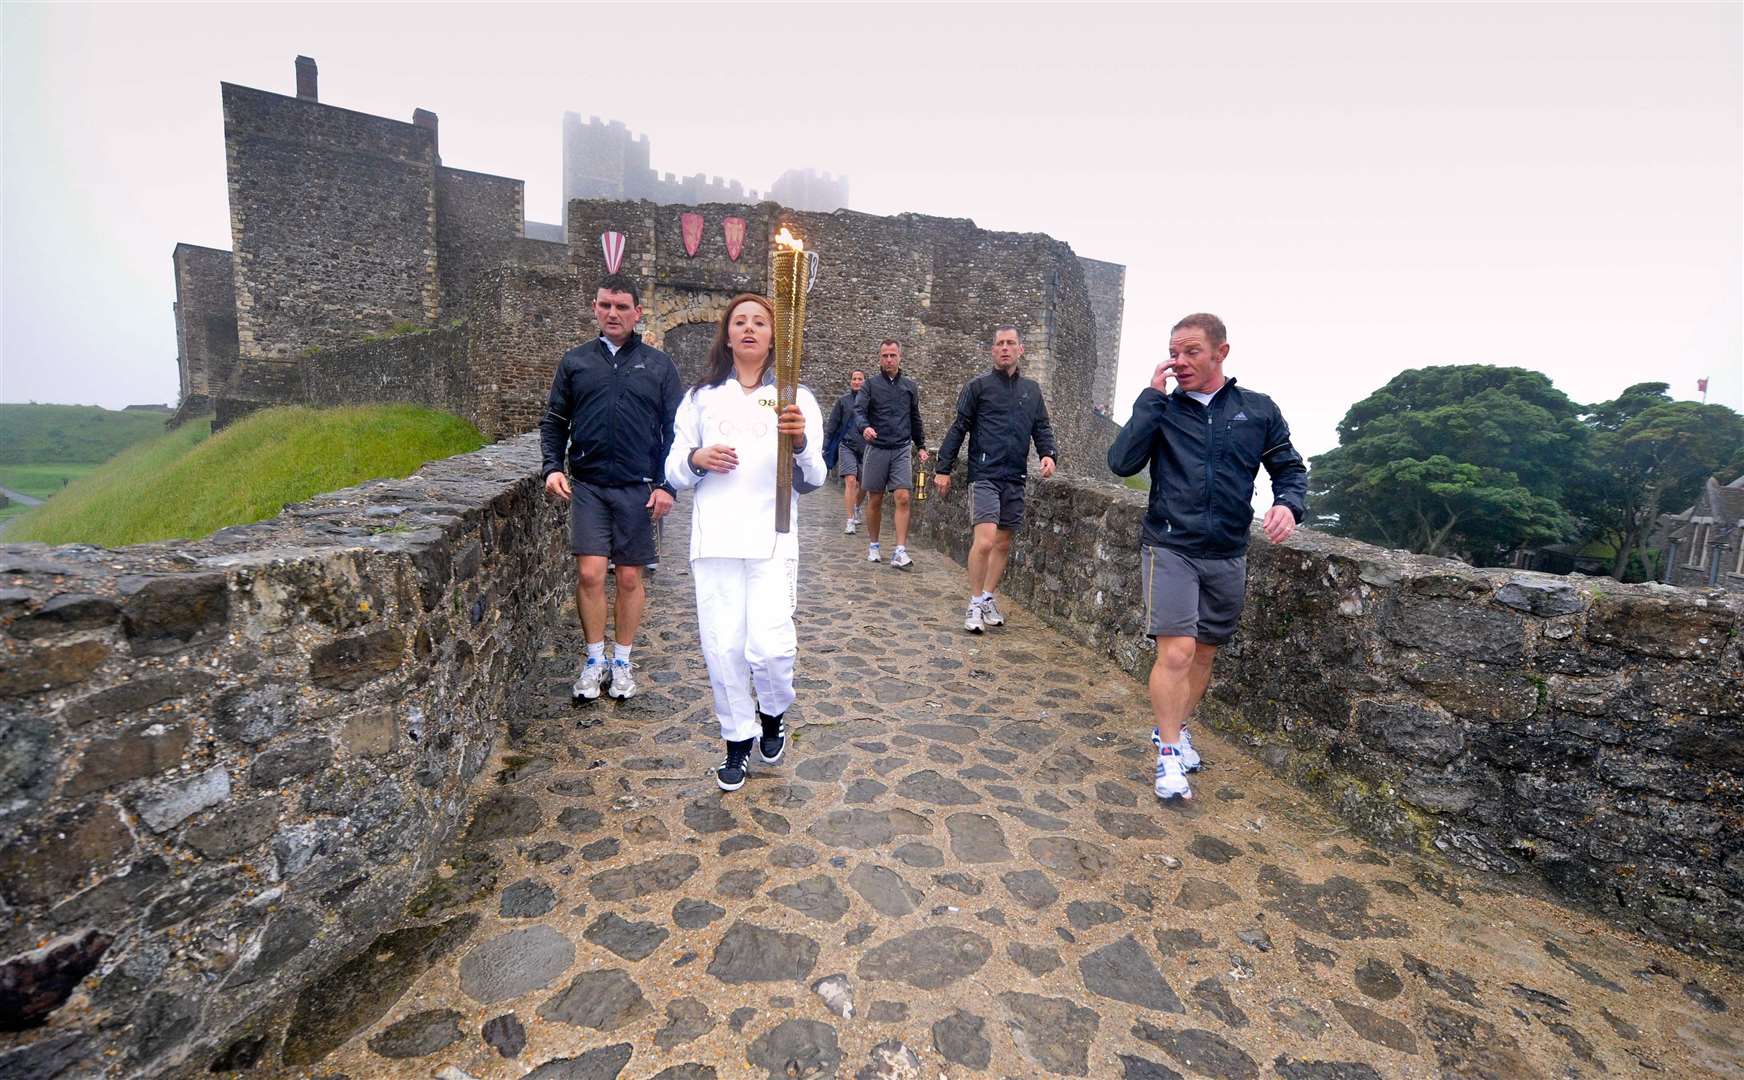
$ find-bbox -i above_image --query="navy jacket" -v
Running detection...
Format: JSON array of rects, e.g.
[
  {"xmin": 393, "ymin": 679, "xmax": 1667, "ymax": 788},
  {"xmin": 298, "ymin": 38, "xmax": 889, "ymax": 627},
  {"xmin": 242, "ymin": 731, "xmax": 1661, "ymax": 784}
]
[
  {"xmin": 854, "ymin": 369, "xmax": 926, "ymax": 450},
  {"xmin": 825, "ymin": 389, "xmax": 866, "ymax": 452},
  {"xmin": 539, "ymin": 333, "xmax": 683, "ymax": 494},
  {"xmin": 1107, "ymin": 379, "xmax": 1307, "ymax": 558},
  {"xmin": 935, "ymin": 368, "xmax": 1058, "ymax": 482}
]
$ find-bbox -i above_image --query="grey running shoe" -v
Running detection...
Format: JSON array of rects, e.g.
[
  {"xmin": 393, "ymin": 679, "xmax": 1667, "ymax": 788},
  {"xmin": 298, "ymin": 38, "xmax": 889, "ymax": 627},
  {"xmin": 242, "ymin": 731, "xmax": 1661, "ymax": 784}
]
[
  {"xmin": 964, "ymin": 601, "xmax": 985, "ymax": 634},
  {"xmin": 867, "ymin": 543, "xmax": 881, "ymax": 562},
  {"xmin": 845, "ymin": 519, "xmax": 857, "ymax": 534},
  {"xmin": 606, "ymin": 659, "xmax": 636, "ymax": 699},
  {"xmin": 1180, "ymin": 725, "xmax": 1202, "ymax": 772},
  {"xmin": 979, "ymin": 596, "xmax": 1005, "ymax": 626},
  {"xmin": 572, "ymin": 658, "xmax": 607, "ymax": 702},
  {"xmin": 890, "ymin": 549, "xmax": 913, "ymax": 570}
]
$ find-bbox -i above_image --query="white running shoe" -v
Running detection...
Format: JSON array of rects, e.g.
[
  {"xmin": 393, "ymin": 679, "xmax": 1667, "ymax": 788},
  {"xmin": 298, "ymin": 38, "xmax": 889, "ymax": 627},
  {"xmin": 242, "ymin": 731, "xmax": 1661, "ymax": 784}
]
[
  {"xmin": 1180, "ymin": 725, "xmax": 1202, "ymax": 773},
  {"xmin": 845, "ymin": 519, "xmax": 857, "ymax": 534},
  {"xmin": 979, "ymin": 597, "xmax": 1005, "ymax": 627},
  {"xmin": 890, "ymin": 549, "xmax": 913, "ymax": 570},
  {"xmin": 1152, "ymin": 728, "xmax": 1193, "ymax": 800},
  {"xmin": 572, "ymin": 658, "xmax": 608, "ymax": 702},
  {"xmin": 605, "ymin": 659, "xmax": 637, "ymax": 699},
  {"xmin": 868, "ymin": 544, "xmax": 881, "ymax": 562},
  {"xmin": 964, "ymin": 601, "xmax": 985, "ymax": 634}
]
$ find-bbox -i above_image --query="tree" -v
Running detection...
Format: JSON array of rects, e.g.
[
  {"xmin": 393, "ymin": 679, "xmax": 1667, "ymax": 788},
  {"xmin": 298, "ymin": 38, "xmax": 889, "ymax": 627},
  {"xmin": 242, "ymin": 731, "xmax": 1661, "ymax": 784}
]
[
  {"xmin": 1309, "ymin": 366, "xmax": 1585, "ymax": 563},
  {"xmin": 1573, "ymin": 387, "xmax": 1744, "ymax": 579}
]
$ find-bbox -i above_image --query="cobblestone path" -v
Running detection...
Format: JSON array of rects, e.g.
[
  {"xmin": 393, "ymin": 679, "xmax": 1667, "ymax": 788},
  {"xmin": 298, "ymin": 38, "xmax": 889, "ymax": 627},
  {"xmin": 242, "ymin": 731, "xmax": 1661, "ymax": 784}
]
[{"xmin": 302, "ymin": 497, "xmax": 1742, "ymax": 1080}]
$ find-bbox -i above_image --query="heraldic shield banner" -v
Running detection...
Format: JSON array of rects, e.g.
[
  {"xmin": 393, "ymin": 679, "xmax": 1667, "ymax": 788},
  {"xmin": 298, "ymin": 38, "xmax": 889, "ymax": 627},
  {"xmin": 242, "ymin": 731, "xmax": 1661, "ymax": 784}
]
[
  {"xmin": 681, "ymin": 212, "xmax": 704, "ymax": 257},
  {"xmin": 722, "ymin": 217, "xmax": 746, "ymax": 262},
  {"xmin": 600, "ymin": 231, "xmax": 626, "ymax": 274}
]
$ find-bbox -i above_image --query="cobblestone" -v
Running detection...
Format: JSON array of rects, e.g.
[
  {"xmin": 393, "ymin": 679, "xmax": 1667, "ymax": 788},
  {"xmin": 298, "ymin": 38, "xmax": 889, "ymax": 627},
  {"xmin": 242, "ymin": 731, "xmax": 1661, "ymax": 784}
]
[{"xmin": 302, "ymin": 496, "xmax": 1744, "ymax": 1079}]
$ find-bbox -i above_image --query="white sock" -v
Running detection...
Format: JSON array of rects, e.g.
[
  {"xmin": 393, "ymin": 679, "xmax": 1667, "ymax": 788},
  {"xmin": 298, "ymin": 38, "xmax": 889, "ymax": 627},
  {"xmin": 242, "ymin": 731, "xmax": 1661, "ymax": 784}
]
[
  {"xmin": 894, "ymin": 545, "xmax": 906, "ymax": 556},
  {"xmin": 613, "ymin": 642, "xmax": 632, "ymax": 664},
  {"xmin": 586, "ymin": 641, "xmax": 606, "ymax": 663},
  {"xmin": 869, "ymin": 541, "xmax": 880, "ymax": 551},
  {"xmin": 978, "ymin": 591, "xmax": 994, "ymax": 604}
]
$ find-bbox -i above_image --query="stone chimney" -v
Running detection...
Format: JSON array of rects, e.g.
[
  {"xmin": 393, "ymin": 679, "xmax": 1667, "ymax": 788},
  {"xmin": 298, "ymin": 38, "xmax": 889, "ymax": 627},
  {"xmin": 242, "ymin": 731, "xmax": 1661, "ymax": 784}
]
[
  {"xmin": 413, "ymin": 108, "xmax": 439, "ymax": 158},
  {"xmin": 295, "ymin": 56, "xmax": 318, "ymax": 102}
]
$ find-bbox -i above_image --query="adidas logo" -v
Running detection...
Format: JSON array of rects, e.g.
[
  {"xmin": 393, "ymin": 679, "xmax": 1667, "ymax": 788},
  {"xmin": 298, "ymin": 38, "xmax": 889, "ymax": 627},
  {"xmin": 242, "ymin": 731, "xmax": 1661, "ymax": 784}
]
[{"xmin": 1232, "ymin": 411, "xmax": 1248, "ymax": 421}]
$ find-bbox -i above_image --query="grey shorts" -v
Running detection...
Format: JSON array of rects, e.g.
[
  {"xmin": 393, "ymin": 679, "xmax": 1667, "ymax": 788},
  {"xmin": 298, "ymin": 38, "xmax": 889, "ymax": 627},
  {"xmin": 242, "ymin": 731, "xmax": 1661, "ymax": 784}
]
[
  {"xmin": 837, "ymin": 443, "xmax": 862, "ymax": 478},
  {"xmin": 569, "ymin": 480, "xmax": 658, "ymax": 565},
  {"xmin": 861, "ymin": 444, "xmax": 913, "ymax": 494},
  {"xmin": 1142, "ymin": 545, "xmax": 1247, "ymax": 645},
  {"xmin": 971, "ymin": 479, "xmax": 1025, "ymax": 530}
]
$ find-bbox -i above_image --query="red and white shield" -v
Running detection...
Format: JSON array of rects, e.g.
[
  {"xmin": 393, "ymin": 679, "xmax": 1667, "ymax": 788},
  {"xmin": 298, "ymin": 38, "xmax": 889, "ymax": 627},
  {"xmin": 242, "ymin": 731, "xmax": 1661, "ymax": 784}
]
[
  {"xmin": 722, "ymin": 217, "xmax": 746, "ymax": 262},
  {"xmin": 680, "ymin": 213, "xmax": 704, "ymax": 257},
  {"xmin": 600, "ymin": 231, "xmax": 626, "ymax": 274}
]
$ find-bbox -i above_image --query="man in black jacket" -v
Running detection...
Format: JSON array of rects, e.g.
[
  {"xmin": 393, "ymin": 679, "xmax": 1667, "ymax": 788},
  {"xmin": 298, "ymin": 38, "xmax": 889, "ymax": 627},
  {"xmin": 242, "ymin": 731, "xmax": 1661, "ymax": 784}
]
[
  {"xmin": 825, "ymin": 369, "xmax": 868, "ymax": 534},
  {"xmin": 540, "ymin": 274, "xmax": 683, "ymax": 703},
  {"xmin": 855, "ymin": 340, "xmax": 929, "ymax": 569},
  {"xmin": 934, "ymin": 326, "xmax": 1057, "ymax": 632},
  {"xmin": 1108, "ymin": 313, "xmax": 1307, "ymax": 801}
]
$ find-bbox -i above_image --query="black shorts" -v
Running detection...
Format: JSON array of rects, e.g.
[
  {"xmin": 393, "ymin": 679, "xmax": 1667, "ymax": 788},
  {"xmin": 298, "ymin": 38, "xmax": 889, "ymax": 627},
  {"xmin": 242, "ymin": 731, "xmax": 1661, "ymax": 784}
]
[
  {"xmin": 569, "ymin": 480, "xmax": 658, "ymax": 565},
  {"xmin": 1142, "ymin": 545, "xmax": 1247, "ymax": 645}
]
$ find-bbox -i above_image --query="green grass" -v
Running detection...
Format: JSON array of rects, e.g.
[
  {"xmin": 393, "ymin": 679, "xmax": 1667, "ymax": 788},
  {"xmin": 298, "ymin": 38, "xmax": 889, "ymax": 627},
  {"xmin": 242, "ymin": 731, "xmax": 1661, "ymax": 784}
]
[
  {"xmin": 0, "ymin": 463, "xmax": 98, "ymax": 499},
  {"xmin": 8, "ymin": 405, "xmax": 484, "ymax": 547},
  {"xmin": 0, "ymin": 403, "xmax": 172, "ymax": 465}
]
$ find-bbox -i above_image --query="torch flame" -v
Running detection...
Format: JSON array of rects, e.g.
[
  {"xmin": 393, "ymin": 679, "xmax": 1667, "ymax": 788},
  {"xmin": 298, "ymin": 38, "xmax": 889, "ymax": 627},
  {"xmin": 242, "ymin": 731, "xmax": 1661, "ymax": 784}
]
[{"xmin": 775, "ymin": 226, "xmax": 804, "ymax": 252}]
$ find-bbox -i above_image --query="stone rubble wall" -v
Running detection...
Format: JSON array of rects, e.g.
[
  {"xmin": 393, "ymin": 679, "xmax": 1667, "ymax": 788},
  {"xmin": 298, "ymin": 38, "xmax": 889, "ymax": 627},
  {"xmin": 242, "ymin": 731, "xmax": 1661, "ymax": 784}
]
[
  {"xmin": 171, "ymin": 244, "xmax": 240, "ymax": 412},
  {"xmin": 0, "ymin": 435, "xmax": 568, "ymax": 1075},
  {"xmin": 914, "ymin": 473, "xmax": 1744, "ymax": 964}
]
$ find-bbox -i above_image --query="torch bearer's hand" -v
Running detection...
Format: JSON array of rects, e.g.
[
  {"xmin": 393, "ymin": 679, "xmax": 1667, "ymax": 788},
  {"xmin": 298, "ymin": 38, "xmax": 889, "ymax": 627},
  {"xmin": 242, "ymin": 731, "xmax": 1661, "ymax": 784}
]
[
  {"xmin": 933, "ymin": 474, "xmax": 951, "ymax": 497},
  {"xmin": 778, "ymin": 404, "xmax": 807, "ymax": 451},
  {"xmin": 692, "ymin": 445, "xmax": 739, "ymax": 474}
]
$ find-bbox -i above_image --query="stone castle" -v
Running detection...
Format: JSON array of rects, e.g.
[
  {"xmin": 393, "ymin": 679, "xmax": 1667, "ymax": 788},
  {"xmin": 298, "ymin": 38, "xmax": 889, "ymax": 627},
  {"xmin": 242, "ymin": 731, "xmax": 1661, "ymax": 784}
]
[{"xmin": 173, "ymin": 57, "xmax": 1126, "ymax": 462}]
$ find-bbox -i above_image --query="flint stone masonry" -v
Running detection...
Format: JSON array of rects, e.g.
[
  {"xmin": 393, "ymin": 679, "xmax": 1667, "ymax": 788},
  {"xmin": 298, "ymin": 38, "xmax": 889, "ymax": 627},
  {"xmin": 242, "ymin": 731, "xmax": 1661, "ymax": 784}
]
[
  {"xmin": 916, "ymin": 471, "xmax": 1744, "ymax": 962},
  {"xmin": 0, "ymin": 434, "xmax": 568, "ymax": 1074}
]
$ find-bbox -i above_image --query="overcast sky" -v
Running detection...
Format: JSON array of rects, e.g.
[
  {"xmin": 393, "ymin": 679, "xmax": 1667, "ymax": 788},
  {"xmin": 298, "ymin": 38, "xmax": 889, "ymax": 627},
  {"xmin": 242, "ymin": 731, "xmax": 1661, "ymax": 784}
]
[{"xmin": 3, "ymin": 3, "xmax": 1739, "ymax": 461}]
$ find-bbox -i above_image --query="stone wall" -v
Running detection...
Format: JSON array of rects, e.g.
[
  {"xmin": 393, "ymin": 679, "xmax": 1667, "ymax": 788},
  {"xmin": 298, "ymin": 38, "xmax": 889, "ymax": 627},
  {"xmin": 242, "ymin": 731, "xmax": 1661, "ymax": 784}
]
[
  {"xmin": 435, "ymin": 167, "xmax": 523, "ymax": 313},
  {"xmin": 223, "ymin": 83, "xmax": 440, "ymax": 359},
  {"xmin": 462, "ymin": 267, "xmax": 595, "ymax": 440},
  {"xmin": 0, "ymin": 435, "xmax": 569, "ymax": 1075},
  {"xmin": 1079, "ymin": 256, "xmax": 1126, "ymax": 413},
  {"xmin": 171, "ymin": 244, "xmax": 239, "ymax": 414},
  {"xmin": 564, "ymin": 199, "xmax": 1107, "ymax": 478},
  {"xmin": 915, "ymin": 474, "xmax": 1744, "ymax": 963},
  {"xmin": 301, "ymin": 325, "xmax": 473, "ymax": 419}
]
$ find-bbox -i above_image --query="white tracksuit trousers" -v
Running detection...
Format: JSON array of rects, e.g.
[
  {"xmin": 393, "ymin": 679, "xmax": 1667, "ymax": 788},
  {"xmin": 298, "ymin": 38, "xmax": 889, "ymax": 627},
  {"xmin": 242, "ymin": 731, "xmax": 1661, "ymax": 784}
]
[{"xmin": 692, "ymin": 555, "xmax": 799, "ymax": 742}]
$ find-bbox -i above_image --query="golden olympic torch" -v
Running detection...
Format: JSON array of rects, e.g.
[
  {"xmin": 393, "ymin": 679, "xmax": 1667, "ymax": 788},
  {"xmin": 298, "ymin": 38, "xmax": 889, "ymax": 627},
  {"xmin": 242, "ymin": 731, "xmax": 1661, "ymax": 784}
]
[{"xmin": 771, "ymin": 226, "xmax": 816, "ymax": 533}]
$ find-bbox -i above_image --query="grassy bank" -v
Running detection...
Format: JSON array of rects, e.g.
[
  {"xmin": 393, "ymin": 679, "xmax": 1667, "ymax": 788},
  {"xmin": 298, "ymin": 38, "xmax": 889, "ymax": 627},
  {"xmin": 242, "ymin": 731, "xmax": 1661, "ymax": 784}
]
[{"xmin": 9, "ymin": 405, "xmax": 485, "ymax": 547}]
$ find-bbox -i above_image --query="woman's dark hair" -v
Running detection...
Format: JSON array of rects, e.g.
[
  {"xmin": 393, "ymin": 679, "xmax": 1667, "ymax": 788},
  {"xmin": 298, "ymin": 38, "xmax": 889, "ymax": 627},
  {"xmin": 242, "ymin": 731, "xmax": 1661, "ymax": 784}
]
[{"xmin": 694, "ymin": 293, "xmax": 776, "ymax": 391}]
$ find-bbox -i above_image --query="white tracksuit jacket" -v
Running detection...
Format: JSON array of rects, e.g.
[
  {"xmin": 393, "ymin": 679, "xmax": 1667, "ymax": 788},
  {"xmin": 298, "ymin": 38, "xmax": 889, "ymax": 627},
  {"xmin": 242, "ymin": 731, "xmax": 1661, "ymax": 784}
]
[{"xmin": 665, "ymin": 375, "xmax": 826, "ymax": 741}]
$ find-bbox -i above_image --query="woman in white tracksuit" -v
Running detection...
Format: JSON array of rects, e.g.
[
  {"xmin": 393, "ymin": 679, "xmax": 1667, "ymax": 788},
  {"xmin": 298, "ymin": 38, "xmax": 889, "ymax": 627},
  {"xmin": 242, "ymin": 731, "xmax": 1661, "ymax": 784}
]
[{"xmin": 665, "ymin": 293, "xmax": 826, "ymax": 791}]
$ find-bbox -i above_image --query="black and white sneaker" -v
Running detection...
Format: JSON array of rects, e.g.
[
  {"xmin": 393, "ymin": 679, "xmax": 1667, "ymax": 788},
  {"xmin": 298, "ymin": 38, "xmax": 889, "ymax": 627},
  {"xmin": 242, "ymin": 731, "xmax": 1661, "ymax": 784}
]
[
  {"xmin": 757, "ymin": 711, "xmax": 788, "ymax": 764},
  {"xmin": 716, "ymin": 738, "xmax": 754, "ymax": 791}
]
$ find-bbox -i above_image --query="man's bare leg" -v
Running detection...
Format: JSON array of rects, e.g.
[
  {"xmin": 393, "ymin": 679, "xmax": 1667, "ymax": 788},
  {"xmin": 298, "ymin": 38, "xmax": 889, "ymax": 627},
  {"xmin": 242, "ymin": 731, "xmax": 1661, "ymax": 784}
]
[
  {"xmin": 968, "ymin": 522, "xmax": 998, "ymax": 595},
  {"xmin": 1148, "ymin": 635, "xmax": 1198, "ymax": 745},
  {"xmin": 613, "ymin": 564, "xmax": 645, "ymax": 647},
  {"xmin": 892, "ymin": 488, "xmax": 912, "ymax": 549},
  {"xmin": 1184, "ymin": 642, "xmax": 1218, "ymax": 717},
  {"xmin": 577, "ymin": 555, "xmax": 609, "ymax": 647},
  {"xmin": 984, "ymin": 528, "xmax": 1015, "ymax": 596},
  {"xmin": 843, "ymin": 475, "xmax": 860, "ymax": 522},
  {"xmin": 864, "ymin": 492, "xmax": 885, "ymax": 547}
]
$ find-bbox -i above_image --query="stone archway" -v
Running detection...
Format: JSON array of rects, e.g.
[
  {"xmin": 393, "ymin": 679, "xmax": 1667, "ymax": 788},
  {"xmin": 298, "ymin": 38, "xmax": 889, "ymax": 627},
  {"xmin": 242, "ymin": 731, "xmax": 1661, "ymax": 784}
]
[{"xmin": 645, "ymin": 287, "xmax": 740, "ymax": 388}]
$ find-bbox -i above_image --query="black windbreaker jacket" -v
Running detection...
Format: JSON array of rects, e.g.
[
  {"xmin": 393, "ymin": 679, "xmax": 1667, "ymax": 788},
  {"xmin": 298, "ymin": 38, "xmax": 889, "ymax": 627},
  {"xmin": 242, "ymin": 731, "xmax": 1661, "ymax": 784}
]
[
  {"xmin": 825, "ymin": 390, "xmax": 866, "ymax": 451},
  {"xmin": 1107, "ymin": 379, "xmax": 1307, "ymax": 558},
  {"xmin": 853, "ymin": 369, "xmax": 926, "ymax": 450},
  {"xmin": 935, "ymin": 367, "xmax": 1058, "ymax": 482},
  {"xmin": 539, "ymin": 333, "xmax": 683, "ymax": 494}
]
